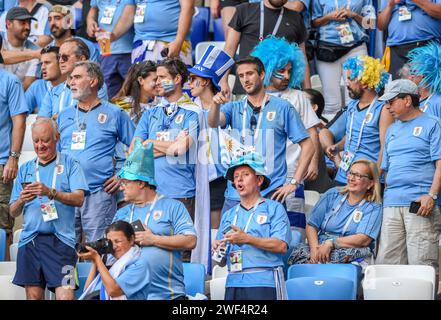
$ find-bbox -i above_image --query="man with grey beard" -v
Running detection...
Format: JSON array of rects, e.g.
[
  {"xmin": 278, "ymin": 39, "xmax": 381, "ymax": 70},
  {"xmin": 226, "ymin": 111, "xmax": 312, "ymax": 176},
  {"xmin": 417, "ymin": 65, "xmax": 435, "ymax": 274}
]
[{"xmin": 56, "ymin": 61, "xmax": 135, "ymax": 243}]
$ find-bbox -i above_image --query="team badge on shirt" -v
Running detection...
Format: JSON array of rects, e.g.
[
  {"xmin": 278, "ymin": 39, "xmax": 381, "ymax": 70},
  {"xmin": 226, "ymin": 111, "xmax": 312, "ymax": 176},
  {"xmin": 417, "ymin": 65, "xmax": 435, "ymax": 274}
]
[
  {"xmin": 256, "ymin": 214, "xmax": 268, "ymax": 224},
  {"xmin": 56, "ymin": 164, "xmax": 64, "ymax": 175},
  {"xmin": 413, "ymin": 127, "xmax": 422, "ymax": 136},
  {"xmin": 266, "ymin": 111, "xmax": 276, "ymax": 121},
  {"xmin": 98, "ymin": 113, "xmax": 108, "ymax": 124},
  {"xmin": 353, "ymin": 210, "xmax": 363, "ymax": 223},
  {"xmin": 153, "ymin": 210, "xmax": 163, "ymax": 221},
  {"xmin": 364, "ymin": 112, "xmax": 373, "ymax": 124},
  {"xmin": 175, "ymin": 114, "xmax": 184, "ymax": 124}
]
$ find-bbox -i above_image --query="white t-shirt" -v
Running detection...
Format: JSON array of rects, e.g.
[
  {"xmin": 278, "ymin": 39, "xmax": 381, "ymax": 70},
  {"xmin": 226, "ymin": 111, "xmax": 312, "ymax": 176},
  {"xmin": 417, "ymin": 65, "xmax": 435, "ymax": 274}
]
[
  {"xmin": 0, "ymin": 33, "xmax": 39, "ymax": 81},
  {"xmin": 0, "ymin": 3, "xmax": 49, "ymax": 44},
  {"xmin": 268, "ymin": 89, "xmax": 320, "ymax": 178}
]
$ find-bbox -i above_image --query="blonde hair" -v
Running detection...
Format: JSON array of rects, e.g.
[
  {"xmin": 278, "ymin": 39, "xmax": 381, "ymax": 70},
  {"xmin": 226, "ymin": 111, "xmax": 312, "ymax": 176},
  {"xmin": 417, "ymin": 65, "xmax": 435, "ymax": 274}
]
[{"xmin": 342, "ymin": 159, "xmax": 382, "ymax": 204}]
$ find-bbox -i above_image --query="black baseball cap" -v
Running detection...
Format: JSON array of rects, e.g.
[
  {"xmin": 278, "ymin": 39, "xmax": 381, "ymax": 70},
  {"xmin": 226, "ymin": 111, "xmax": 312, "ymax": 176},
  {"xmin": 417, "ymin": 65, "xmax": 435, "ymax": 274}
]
[{"xmin": 6, "ymin": 7, "xmax": 37, "ymax": 21}]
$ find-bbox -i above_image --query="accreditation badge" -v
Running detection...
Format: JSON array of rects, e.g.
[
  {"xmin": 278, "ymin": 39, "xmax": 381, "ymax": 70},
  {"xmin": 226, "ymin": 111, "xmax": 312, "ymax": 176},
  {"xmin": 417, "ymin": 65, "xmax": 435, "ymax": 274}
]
[
  {"xmin": 41, "ymin": 201, "xmax": 59, "ymax": 222},
  {"xmin": 156, "ymin": 131, "xmax": 170, "ymax": 142},
  {"xmin": 229, "ymin": 250, "xmax": 243, "ymax": 273},
  {"xmin": 398, "ymin": 6, "xmax": 412, "ymax": 21},
  {"xmin": 353, "ymin": 210, "xmax": 363, "ymax": 223},
  {"xmin": 340, "ymin": 150, "xmax": 355, "ymax": 172},
  {"xmin": 134, "ymin": 4, "xmax": 146, "ymax": 23},
  {"xmin": 337, "ymin": 23, "xmax": 354, "ymax": 44},
  {"xmin": 413, "ymin": 127, "xmax": 422, "ymax": 136},
  {"xmin": 71, "ymin": 131, "xmax": 86, "ymax": 150},
  {"xmin": 101, "ymin": 6, "xmax": 116, "ymax": 24}
]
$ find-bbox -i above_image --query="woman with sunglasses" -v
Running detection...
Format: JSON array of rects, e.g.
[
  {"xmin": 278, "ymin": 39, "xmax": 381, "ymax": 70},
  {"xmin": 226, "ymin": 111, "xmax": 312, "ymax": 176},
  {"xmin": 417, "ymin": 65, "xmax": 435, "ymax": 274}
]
[
  {"xmin": 112, "ymin": 61, "xmax": 158, "ymax": 125},
  {"xmin": 187, "ymin": 45, "xmax": 234, "ymax": 229},
  {"xmin": 288, "ymin": 158, "xmax": 383, "ymax": 264}
]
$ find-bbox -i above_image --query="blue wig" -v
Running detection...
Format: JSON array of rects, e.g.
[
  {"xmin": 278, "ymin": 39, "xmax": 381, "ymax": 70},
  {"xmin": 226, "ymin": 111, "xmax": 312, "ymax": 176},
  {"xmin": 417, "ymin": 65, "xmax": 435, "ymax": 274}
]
[
  {"xmin": 251, "ymin": 36, "xmax": 305, "ymax": 89},
  {"xmin": 408, "ymin": 42, "xmax": 441, "ymax": 94}
]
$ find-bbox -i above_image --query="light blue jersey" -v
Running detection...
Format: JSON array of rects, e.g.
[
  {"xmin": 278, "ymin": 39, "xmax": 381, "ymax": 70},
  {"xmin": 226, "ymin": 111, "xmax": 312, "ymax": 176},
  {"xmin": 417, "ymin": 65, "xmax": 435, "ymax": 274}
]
[
  {"xmin": 217, "ymin": 199, "xmax": 291, "ymax": 288},
  {"xmin": 0, "ymin": 69, "xmax": 28, "ymax": 165},
  {"xmin": 382, "ymin": 0, "xmax": 441, "ymax": 46},
  {"xmin": 10, "ymin": 153, "xmax": 89, "ymax": 248},
  {"xmin": 113, "ymin": 197, "xmax": 196, "ymax": 300},
  {"xmin": 91, "ymin": 0, "xmax": 135, "ymax": 55},
  {"xmin": 114, "ymin": 250, "xmax": 151, "ymax": 299},
  {"xmin": 421, "ymin": 94, "xmax": 441, "ymax": 119},
  {"xmin": 57, "ymin": 101, "xmax": 135, "ymax": 193},
  {"xmin": 313, "ymin": 0, "xmax": 372, "ymax": 46},
  {"xmin": 133, "ymin": 0, "xmax": 184, "ymax": 43},
  {"xmin": 221, "ymin": 95, "xmax": 309, "ymax": 200},
  {"xmin": 308, "ymin": 187, "xmax": 383, "ymax": 243},
  {"xmin": 381, "ymin": 113, "xmax": 441, "ymax": 206},
  {"xmin": 38, "ymin": 81, "xmax": 109, "ymax": 118},
  {"xmin": 134, "ymin": 99, "xmax": 200, "ymax": 198},
  {"xmin": 335, "ymin": 99, "xmax": 385, "ymax": 183},
  {"xmin": 25, "ymin": 79, "xmax": 51, "ymax": 114}
]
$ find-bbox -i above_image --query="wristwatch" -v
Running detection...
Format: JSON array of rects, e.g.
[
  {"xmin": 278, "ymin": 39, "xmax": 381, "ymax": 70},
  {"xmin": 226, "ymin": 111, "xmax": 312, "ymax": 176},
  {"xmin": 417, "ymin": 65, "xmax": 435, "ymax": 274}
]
[
  {"xmin": 49, "ymin": 188, "xmax": 57, "ymax": 200},
  {"xmin": 428, "ymin": 193, "xmax": 438, "ymax": 201},
  {"xmin": 9, "ymin": 151, "xmax": 20, "ymax": 160},
  {"xmin": 289, "ymin": 178, "xmax": 298, "ymax": 187}
]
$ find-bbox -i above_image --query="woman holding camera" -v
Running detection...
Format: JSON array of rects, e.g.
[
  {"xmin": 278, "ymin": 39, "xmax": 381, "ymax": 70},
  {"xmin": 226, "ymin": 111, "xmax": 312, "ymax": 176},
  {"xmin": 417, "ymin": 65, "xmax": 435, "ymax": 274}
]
[
  {"xmin": 78, "ymin": 220, "xmax": 151, "ymax": 300},
  {"xmin": 288, "ymin": 159, "xmax": 382, "ymax": 265},
  {"xmin": 212, "ymin": 152, "xmax": 291, "ymax": 300},
  {"xmin": 113, "ymin": 141, "xmax": 197, "ymax": 300}
]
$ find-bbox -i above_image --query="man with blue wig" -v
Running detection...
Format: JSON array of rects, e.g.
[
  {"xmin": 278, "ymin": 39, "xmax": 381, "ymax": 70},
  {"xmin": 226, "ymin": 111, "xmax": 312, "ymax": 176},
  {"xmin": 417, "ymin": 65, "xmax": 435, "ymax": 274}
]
[
  {"xmin": 250, "ymin": 36, "xmax": 321, "ymax": 235},
  {"xmin": 407, "ymin": 42, "xmax": 441, "ymax": 120}
]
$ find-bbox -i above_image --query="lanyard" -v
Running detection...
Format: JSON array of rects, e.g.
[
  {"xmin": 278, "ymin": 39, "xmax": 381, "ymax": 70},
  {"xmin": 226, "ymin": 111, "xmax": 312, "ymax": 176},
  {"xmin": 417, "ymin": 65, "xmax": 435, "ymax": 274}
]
[
  {"xmin": 58, "ymin": 82, "xmax": 68, "ymax": 114},
  {"xmin": 75, "ymin": 105, "xmax": 93, "ymax": 131},
  {"xmin": 232, "ymin": 198, "xmax": 264, "ymax": 233},
  {"xmin": 334, "ymin": 0, "xmax": 351, "ymax": 10},
  {"xmin": 160, "ymin": 103, "xmax": 180, "ymax": 131},
  {"xmin": 259, "ymin": 1, "xmax": 284, "ymax": 41},
  {"xmin": 347, "ymin": 97, "xmax": 377, "ymax": 152},
  {"xmin": 322, "ymin": 193, "xmax": 366, "ymax": 235},
  {"xmin": 241, "ymin": 95, "xmax": 268, "ymax": 145},
  {"xmin": 129, "ymin": 194, "xmax": 164, "ymax": 226},
  {"xmin": 35, "ymin": 153, "xmax": 60, "ymax": 193},
  {"xmin": 421, "ymin": 94, "xmax": 433, "ymax": 113}
]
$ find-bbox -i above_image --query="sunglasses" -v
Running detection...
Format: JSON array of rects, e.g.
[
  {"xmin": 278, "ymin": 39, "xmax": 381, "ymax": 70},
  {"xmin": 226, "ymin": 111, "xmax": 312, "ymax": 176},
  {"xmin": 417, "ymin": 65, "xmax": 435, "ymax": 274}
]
[{"xmin": 57, "ymin": 54, "xmax": 71, "ymax": 62}]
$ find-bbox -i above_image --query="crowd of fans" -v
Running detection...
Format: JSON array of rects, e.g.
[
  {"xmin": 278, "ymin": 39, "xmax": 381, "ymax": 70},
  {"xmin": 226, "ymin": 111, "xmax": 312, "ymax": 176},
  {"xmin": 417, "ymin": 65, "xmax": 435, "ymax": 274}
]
[{"xmin": 0, "ymin": 0, "xmax": 440, "ymax": 300}]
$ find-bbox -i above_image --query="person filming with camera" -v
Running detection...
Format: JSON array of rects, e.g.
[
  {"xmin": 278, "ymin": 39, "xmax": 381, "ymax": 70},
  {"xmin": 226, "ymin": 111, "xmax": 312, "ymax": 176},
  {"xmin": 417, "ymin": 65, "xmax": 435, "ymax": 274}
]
[{"xmin": 78, "ymin": 220, "xmax": 151, "ymax": 300}]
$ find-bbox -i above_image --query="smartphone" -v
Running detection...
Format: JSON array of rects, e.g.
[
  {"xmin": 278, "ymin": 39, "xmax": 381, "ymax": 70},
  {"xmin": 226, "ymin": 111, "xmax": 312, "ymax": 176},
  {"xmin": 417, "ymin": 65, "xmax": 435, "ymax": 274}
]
[
  {"xmin": 21, "ymin": 182, "xmax": 31, "ymax": 189},
  {"xmin": 409, "ymin": 201, "xmax": 421, "ymax": 214},
  {"xmin": 160, "ymin": 47, "xmax": 169, "ymax": 58},
  {"xmin": 223, "ymin": 226, "xmax": 234, "ymax": 235},
  {"xmin": 131, "ymin": 219, "xmax": 145, "ymax": 232}
]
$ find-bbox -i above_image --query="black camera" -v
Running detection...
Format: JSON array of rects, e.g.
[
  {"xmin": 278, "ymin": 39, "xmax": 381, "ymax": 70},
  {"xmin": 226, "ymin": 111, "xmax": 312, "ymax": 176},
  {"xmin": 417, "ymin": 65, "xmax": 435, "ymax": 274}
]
[
  {"xmin": 75, "ymin": 238, "xmax": 113, "ymax": 255},
  {"xmin": 212, "ymin": 245, "xmax": 227, "ymax": 267}
]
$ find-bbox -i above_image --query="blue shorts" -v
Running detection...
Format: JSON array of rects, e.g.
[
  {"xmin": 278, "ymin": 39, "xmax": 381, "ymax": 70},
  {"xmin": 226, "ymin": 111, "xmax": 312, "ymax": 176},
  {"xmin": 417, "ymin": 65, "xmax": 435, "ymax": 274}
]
[
  {"xmin": 13, "ymin": 234, "xmax": 77, "ymax": 292},
  {"xmin": 225, "ymin": 287, "xmax": 277, "ymax": 300}
]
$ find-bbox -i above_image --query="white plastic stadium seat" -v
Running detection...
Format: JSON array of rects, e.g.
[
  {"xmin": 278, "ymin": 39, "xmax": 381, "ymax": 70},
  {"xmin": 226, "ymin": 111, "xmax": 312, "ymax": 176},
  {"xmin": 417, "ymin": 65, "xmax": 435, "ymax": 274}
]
[
  {"xmin": 304, "ymin": 190, "xmax": 320, "ymax": 215},
  {"xmin": 13, "ymin": 229, "xmax": 22, "ymax": 244},
  {"xmin": 9, "ymin": 244, "xmax": 18, "ymax": 262},
  {"xmin": 363, "ymin": 265, "xmax": 436, "ymax": 300},
  {"xmin": 210, "ymin": 277, "xmax": 227, "ymax": 300},
  {"xmin": 0, "ymin": 275, "xmax": 26, "ymax": 300},
  {"xmin": 310, "ymin": 74, "xmax": 322, "ymax": 93},
  {"xmin": 212, "ymin": 265, "xmax": 228, "ymax": 279},
  {"xmin": 0, "ymin": 261, "xmax": 16, "ymax": 276},
  {"xmin": 23, "ymin": 114, "xmax": 37, "ymax": 152}
]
